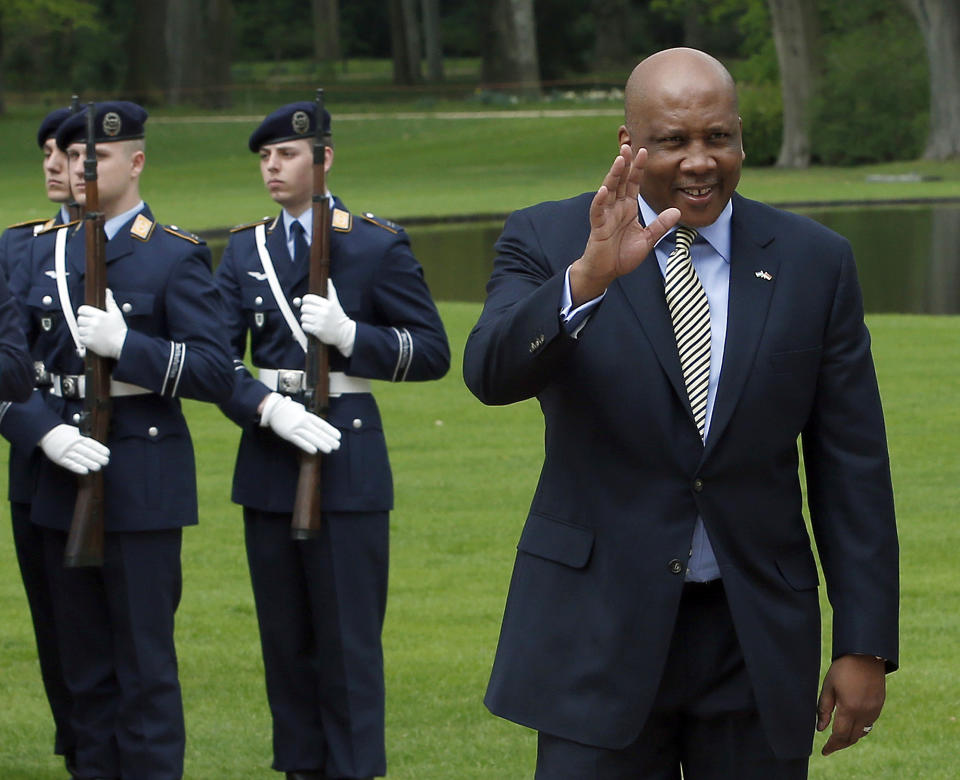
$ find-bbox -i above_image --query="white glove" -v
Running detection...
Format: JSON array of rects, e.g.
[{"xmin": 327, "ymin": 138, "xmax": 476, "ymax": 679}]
[
  {"xmin": 300, "ymin": 280, "xmax": 357, "ymax": 357},
  {"xmin": 78, "ymin": 288, "xmax": 128, "ymax": 359},
  {"xmin": 39, "ymin": 424, "xmax": 111, "ymax": 474},
  {"xmin": 259, "ymin": 392, "xmax": 341, "ymax": 454}
]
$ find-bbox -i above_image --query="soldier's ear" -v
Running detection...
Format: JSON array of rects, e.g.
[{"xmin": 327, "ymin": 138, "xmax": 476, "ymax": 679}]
[{"xmin": 324, "ymin": 145, "xmax": 334, "ymax": 173}]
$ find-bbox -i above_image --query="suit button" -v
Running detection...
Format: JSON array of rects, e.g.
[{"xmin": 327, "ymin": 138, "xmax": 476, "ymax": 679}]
[
  {"xmin": 352, "ymin": 418, "xmax": 362, "ymax": 429},
  {"xmin": 122, "ymin": 302, "xmax": 133, "ymax": 313},
  {"xmin": 293, "ymin": 297, "xmax": 302, "ymax": 307},
  {"xmin": 668, "ymin": 559, "xmax": 683, "ymax": 575},
  {"xmin": 148, "ymin": 426, "xmax": 159, "ymax": 437},
  {"xmin": 693, "ymin": 478, "xmax": 704, "ymax": 493},
  {"xmin": 72, "ymin": 413, "xmax": 81, "ymax": 424},
  {"xmin": 255, "ymin": 296, "xmax": 263, "ymax": 305},
  {"xmin": 42, "ymin": 295, "xmax": 53, "ymax": 305}
]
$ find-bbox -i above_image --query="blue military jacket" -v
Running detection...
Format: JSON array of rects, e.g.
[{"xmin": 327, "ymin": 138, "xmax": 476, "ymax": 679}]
[
  {"xmin": 216, "ymin": 200, "xmax": 450, "ymax": 514},
  {"xmin": 3, "ymin": 205, "xmax": 233, "ymax": 531},
  {"xmin": 0, "ymin": 213, "xmax": 61, "ymax": 503},
  {"xmin": 0, "ymin": 272, "xmax": 33, "ymax": 402}
]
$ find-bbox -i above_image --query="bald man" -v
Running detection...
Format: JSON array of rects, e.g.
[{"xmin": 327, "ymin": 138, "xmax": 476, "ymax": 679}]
[{"xmin": 464, "ymin": 48, "xmax": 898, "ymax": 778}]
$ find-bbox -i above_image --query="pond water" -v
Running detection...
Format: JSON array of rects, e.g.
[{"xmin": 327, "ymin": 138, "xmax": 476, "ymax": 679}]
[{"xmin": 208, "ymin": 204, "xmax": 960, "ymax": 314}]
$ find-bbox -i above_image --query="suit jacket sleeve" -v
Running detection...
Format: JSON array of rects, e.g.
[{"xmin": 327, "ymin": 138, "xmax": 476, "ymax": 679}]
[
  {"xmin": 463, "ymin": 198, "xmax": 594, "ymax": 406},
  {"xmin": 802, "ymin": 242, "xmax": 899, "ymax": 670},
  {"xmin": 0, "ymin": 271, "xmax": 34, "ymax": 402}
]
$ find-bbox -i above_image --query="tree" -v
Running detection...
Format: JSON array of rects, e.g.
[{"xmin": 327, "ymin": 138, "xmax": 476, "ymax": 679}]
[
  {"xmin": 389, "ymin": 0, "xmax": 422, "ymax": 85},
  {"xmin": 312, "ymin": 0, "xmax": 341, "ymax": 71},
  {"xmin": 421, "ymin": 0, "xmax": 443, "ymax": 82},
  {"xmin": 481, "ymin": 0, "xmax": 540, "ymax": 96},
  {"xmin": 767, "ymin": 0, "xmax": 819, "ymax": 168},
  {"xmin": 902, "ymin": 0, "xmax": 960, "ymax": 159}
]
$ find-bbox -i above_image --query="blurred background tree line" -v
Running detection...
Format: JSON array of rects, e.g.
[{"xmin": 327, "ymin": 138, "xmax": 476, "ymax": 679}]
[{"xmin": 0, "ymin": 0, "xmax": 957, "ymax": 166}]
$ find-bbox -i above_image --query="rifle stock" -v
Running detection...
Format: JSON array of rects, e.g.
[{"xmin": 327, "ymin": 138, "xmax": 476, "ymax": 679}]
[
  {"xmin": 290, "ymin": 89, "xmax": 331, "ymax": 540},
  {"xmin": 65, "ymin": 104, "xmax": 110, "ymax": 567}
]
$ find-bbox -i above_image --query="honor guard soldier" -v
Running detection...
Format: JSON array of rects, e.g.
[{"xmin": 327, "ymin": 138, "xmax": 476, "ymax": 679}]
[
  {"xmin": 0, "ymin": 106, "xmax": 78, "ymax": 774},
  {"xmin": 216, "ymin": 101, "xmax": 450, "ymax": 780},
  {"xmin": 3, "ymin": 101, "xmax": 233, "ymax": 780}
]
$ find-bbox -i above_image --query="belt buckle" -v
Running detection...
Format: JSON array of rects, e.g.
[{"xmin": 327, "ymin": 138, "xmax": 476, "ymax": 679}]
[
  {"xmin": 34, "ymin": 361, "xmax": 51, "ymax": 388},
  {"xmin": 60, "ymin": 374, "xmax": 82, "ymax": 399},
  {"xmin": 277, "ymin": 369, "xmax": 304, "ymax": 396}
]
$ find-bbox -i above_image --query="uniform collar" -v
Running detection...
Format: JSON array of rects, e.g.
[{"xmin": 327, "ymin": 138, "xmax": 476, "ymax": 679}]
[{"xmin": 104, "ymin": 200, "xmax": 145, "ymax": 241}]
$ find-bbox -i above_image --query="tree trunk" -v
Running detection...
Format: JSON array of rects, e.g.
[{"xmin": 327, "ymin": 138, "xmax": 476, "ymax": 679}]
[
  {"xmin": 903, "ymin": 0, "xmax": 960, "ymax": 159},
  {"xmin": 421, "ymin": 0, "xmax": 443, "ymax": 83},
  {"xmin": 389, "ymin": 0, "xmax": 422, "ymax": 85},
  {"xmin": 313, "ymin": 0, "xmax": 341, "ymax": 68},
  {"xmin": 592, "ymin": 0, "xmax": 631, "ymax": 69},
  {"xmin": 203, "ymin": 0, "xmax": 233, "ymax": 108},
  {"xmin": 125, "ymin": 0, "xmax": 169, "ymax": 105},
  {"xmin": 768, "ymin": 0, "xmax": 819, "ymax": 168},
  {"xmin": 927, "ymin": 207, "xmax": 960, "ymax": 312},
  {"xmin": 481, "ymin": 0, "xmax": 540, "ymax": 97}
]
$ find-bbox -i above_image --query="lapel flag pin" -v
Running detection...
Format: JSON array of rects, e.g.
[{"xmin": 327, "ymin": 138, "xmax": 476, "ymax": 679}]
[{"xmin": 755, "ymin": 270, "xmax": 773, "ymax": 281}]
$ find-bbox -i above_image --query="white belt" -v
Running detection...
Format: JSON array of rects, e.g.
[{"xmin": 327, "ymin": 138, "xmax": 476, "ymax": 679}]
[
  {"xmin": 259, "ymin": 368, "xmax": 371, "ymax": 398},
  {"xmin": 50, "ymin": 373, "xmax": 152, "ymax": 400}
]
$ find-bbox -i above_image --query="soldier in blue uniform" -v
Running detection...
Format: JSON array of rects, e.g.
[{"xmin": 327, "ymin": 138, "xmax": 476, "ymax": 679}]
[
  {"xmin": 4, "ymin": 101, "xmax": 233, "ymax": 780},
  {"xmin": 216, "ymin": 101, "xmax": 450, "ymax": 780},
  {"xmin": 0, "ymin": 106, "xmax": 78, "ymax": 773}
]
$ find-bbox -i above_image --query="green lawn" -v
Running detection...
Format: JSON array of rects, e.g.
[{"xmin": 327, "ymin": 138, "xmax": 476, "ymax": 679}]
[
  {"xmin": 0, "ymin": 306, "xmax": 957, "ymax": 778},
  {"xmin": 0, "ymin": 110, "xmax": 958, "ymax": 233}
]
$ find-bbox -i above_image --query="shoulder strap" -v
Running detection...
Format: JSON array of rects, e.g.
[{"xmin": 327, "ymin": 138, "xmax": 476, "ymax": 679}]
[
  {"xmin": 254, "ymin": 222, "xmax": 307, "ymax": 353},
  {"xmin": 54, "ymin": 225, "xmax": 84, "ymax": 357}
]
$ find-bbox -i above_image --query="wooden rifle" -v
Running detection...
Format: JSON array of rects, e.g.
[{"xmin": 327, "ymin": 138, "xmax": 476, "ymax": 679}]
[
  {"xmin": 290, "ymin": 89, "xmax": 331, "ymax": 540},
  {"xmin": 64, "ymin": 104, "xmax": 110, "ymax": 567}
]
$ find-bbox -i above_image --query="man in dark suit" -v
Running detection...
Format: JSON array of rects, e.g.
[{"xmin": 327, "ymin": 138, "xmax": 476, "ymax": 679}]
[
  {"xmin": 215, "ymin": 101, "xmax": 449, "ymax": 780},
  {"xmin": 463, "ymin": 48, "xmax": 898, "ymax": 778},
  {"xmin": 4, "ymin": 101, "xmax": 233, "ymax": 780},
  {"xmin": 0, "ymin": 106, "xmax": 78, "ymax": 774}
]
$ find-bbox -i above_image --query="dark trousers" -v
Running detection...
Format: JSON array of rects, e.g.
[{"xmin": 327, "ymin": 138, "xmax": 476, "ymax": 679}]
[
  {"xmin": 535, "ymin": 581, "xmax": 809, "ymax": 780},
  {"xmin": 44, "ymin": 527, "xmax": 185, "ymax": 780},
  {"xmin": 11, "ymin": 501, "xmax": 74, "ymax": 757},
  {"xmin": 244, "ymin": 508, "xmax": 388, "ymax": 779}
]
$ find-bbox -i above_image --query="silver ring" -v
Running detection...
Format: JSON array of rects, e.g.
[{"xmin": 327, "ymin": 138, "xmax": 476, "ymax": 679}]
[{"xmin": 862, "ymin": 724, "xmax": 874, "ymax": 733}]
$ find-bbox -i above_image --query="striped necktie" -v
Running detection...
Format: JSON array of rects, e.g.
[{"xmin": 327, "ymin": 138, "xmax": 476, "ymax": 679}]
[{"xmin": 664, "ymin": 226, "xmax": 711, "ymax": 439}]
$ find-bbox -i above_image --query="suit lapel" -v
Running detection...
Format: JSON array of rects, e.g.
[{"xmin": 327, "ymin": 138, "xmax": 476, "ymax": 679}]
[
  {"xmin": 703, "ymin": 194, "xmax": 779, "ymax": 458},
  {"xmin": 616, "ymin": 252, "xmax": 693, "ymax": 425}
]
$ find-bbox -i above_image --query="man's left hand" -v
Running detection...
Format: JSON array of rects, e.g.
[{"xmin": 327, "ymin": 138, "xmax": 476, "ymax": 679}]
[
  {"xmin": 817, "ymin": 654, "xmax": 886, "ymax": 755},
  {"xmin": 77, "ymin": 288, "xmax": 128, "ymax": 359}
]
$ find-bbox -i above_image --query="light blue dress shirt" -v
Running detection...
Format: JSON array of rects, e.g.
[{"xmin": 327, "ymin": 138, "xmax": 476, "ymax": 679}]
[
  {"xmin": 283, "ymin": 209, "xmax": 313, "ymax": 259},
  {"xmin": 104, "ymin": 200, "xmax": 145, "ymax": 241},
  {"xmin": 561, "ymin": 195, "xmax": 733, "ymax": 581}
]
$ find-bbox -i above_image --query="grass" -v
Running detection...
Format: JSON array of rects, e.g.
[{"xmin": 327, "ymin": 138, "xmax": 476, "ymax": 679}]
[
  {"xmin": 0, "ymin": 110, "xmax": 958, "ymax": 233},
  {"xmin": 0, "ymin": 86, "xmax": 957, "ymax": 776},
  {"xmin": 0, "ymin": 306, "xmax": 958, "ymax": 778}
]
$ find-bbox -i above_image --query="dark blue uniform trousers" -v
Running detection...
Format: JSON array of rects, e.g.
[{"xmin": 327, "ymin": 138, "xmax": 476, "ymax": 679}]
[
  {"xmin": 535, "ymin": 581, "xmax": 809, "ymax": 780},
  {"xmin": 43, "ymin": 527, "xmax": 185, "ymax": 780},
  {"xmin": 244, "ymin": 508, "xmax": 388, "ymax": 779},
  {"xmin": 11, "ymin": 501, "xmax": 75, "ymax": 757}
]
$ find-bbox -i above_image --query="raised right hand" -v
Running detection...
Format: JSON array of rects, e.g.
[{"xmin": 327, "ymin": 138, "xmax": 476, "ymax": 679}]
[
  {"xmin": 568, "ymin": 145, "xmax": 680, "ymax": 305},
  {"xmin": 39, "ymin": 424, "xmax": 110, "ymax": 474}
]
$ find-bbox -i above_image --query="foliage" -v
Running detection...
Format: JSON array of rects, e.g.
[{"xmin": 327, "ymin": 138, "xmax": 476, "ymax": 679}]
[
  {"xmin": 738, "ymin": 82, "xmax": 782, "ymax": 166},
  {"xmin": 811, "ymin": 3, "xmax": 928, "ymax": 165}
]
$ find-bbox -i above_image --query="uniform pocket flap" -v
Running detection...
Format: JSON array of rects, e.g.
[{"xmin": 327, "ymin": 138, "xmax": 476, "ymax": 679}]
[
  {"xmin": 776, "ymin": 546, "xmax": 820, "ymax": 591},
  {"xmin": 112, "ymin": 290, "xmax": 155, "ymax": 317},
  {"xmin": 518, "ymin": 513, "xmax": 594, "ymax": 569},
  {"xmin": 241, "ymin": 285, "xmax": 279, "ymax": 310}
]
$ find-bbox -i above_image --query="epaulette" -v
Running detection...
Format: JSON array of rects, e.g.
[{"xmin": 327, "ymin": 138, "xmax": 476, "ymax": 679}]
[
  {"xmin": 6, "ymin": 217, "xmax": 49, "ymax": 231},
  {"xmin": 36, "ymin": 219, "xmax": 81, "ymax": 235},
  {"xmin": 360, "ymin": 212, "xmax": 401, "ymax": 234},
  {"xmin": 163, "ymin": 225, "xmax": 203, "ymax": 244},
  {"xmin": 230, "ymin": 217, "xmax": 272, "ymax": 233},
  {"xmin": 131, "ymin": 213, "xmax": 157, "ymax": 241},
  {"xmin": 331, "ymin": 208, "xmax": 352, "ymax": 232}
]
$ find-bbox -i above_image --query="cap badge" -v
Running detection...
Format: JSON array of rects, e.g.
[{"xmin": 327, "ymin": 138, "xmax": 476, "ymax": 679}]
[
  {"xmin": 291, "ymin": 110, "xmax": 310, "ymax": 135},
  {"xmin": 103, "ymin": 112, "xmax": 122, "ymax": 137}
]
